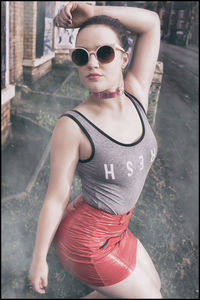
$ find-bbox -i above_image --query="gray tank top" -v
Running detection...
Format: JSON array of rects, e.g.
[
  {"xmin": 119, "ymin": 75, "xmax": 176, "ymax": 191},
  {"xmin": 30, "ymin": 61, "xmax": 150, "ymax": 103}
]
[{"xmin": 60, "ymin": 92, "xmax": 158, "ymax": 215}]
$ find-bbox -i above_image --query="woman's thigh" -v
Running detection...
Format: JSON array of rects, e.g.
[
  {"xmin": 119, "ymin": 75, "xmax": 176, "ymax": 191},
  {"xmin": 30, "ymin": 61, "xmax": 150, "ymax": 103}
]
[{"xmin": 89, "ymin": 239, "xmax": 162, "ymax": 299}]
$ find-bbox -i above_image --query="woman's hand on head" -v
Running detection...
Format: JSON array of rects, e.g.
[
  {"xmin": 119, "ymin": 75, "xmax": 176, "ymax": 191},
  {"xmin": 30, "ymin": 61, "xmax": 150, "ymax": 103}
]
[{"xmin": 54, "ymin": 2, "xmax": 94, "ymax": 29}]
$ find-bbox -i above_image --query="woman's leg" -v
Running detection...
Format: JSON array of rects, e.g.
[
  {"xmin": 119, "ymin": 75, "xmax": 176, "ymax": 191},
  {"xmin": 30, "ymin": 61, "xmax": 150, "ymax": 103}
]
[{"xmin": 86, "ymin": 239, "xmax": 162, "ymax": 299}]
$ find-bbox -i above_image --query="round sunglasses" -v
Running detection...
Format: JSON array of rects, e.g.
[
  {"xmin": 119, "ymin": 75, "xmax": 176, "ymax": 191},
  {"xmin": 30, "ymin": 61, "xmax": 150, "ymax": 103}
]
[{"xmin": 69, "ymin": 44, "xmax": 125, "ymax": 66}]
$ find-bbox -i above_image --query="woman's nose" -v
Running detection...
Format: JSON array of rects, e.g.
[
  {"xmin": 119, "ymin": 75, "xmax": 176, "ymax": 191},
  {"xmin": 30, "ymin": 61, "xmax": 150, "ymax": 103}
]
[{"xmin": 87, "ymin": 53, "xmax": 99, "ymax": 68}]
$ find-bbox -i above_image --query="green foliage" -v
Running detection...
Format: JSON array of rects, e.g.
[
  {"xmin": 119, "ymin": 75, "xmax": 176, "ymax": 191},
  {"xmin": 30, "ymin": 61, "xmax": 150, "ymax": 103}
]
[
  {"xmin": 59, "ymin": 80, "xmax": 89, "ymax": 99},
  {"xmin": 36, "ymin": 110, "xmax": 57, "ymax": 131}
]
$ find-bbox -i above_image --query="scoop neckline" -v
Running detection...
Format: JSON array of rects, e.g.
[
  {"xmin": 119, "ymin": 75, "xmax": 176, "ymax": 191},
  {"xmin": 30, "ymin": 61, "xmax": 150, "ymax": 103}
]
[{"xmin": 72, "ymin": 92, "xmax": 145, "ymax": 147}]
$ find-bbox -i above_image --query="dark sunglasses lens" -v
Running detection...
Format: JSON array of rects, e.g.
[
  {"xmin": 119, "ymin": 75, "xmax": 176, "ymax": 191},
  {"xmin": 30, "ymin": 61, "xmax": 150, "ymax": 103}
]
[
  {"xmin": 97, "ymin": 46, "xmax": 115, "ymax": 63},
  {"xmin": 72, "ymin": 49, "xmax": 88, "ymax": 66}
]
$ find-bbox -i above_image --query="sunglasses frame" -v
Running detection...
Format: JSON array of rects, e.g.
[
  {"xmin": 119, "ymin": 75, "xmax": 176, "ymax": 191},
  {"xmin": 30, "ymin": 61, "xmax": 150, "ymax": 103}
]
[{"xmin": 69, "ymin": 44, "xmax": 126, "ymax": 66}]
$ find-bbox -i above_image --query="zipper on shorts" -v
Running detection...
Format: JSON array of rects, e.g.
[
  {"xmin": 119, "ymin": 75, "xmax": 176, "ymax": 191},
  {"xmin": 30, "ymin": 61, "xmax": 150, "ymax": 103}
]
[{"xmin": 99, "ymin": 228, "xmax": 127, "ymax": 249}]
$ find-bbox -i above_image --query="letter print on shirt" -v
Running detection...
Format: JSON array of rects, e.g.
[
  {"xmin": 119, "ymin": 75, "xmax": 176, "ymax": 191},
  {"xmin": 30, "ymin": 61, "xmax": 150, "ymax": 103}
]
[
  {"xmin": 104, "ymin": 164, "xmax": 115, "ymax": 180},
  {"xmin": 139, "ymin": 155, "xmax": 144, "ymax": 170},
  {"xmin": 127, "ymin": 161, "xmax": 134, "ymax": 177},
  {"xmin": 150, "ymin": 147, "xmax": 156, "ymax": 162}
]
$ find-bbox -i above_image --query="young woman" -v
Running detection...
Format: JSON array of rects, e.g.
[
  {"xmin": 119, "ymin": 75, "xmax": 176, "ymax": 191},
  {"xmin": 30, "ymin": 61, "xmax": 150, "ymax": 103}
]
[{"xmin": 29, "ymin": 2, "xmax": 162, "ymax": 298}]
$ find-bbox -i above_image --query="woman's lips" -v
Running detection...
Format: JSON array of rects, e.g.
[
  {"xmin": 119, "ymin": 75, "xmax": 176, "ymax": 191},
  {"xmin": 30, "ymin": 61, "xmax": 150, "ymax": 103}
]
[{"xmin": 87, "ymin": 73, "xmax": 102, "ymax": 80}]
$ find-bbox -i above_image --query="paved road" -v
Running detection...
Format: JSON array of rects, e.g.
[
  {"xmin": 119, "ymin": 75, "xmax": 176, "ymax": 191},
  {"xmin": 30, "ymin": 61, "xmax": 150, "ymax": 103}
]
[
  {"xmin": 156, "ymin": 41, "xmax": 199, "ymax": 243},
  {"xmin": 159, "ymin": 41, "xmax": 198, "ymax": 107}
]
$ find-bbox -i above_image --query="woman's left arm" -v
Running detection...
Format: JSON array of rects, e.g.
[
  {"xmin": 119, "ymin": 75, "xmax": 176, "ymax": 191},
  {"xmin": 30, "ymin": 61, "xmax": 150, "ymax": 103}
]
[{"xmin": 94, "ymin": 5, "xmax": 161, "ymax": 112}]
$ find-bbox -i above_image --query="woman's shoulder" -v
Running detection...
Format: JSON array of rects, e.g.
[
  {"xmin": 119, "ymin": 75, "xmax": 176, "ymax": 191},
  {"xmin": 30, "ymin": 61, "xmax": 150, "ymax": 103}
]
[
  {"xmin": 72, "ymin": 98, "xmax": 99, "ymax": 119},
  {"xmin": 53, "ymin": 112, "xmax": 83, "ymax": 144}
]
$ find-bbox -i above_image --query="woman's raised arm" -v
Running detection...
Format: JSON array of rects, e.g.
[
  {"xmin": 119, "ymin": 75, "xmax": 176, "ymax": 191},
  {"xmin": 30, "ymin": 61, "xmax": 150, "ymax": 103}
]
[
  {"xmin": 55, "ymin": 2, "xmax": 160, "ymax": 112},
  {"xmin": 94, "ymin": 5, "xmax": 161, "ymax": 112}
]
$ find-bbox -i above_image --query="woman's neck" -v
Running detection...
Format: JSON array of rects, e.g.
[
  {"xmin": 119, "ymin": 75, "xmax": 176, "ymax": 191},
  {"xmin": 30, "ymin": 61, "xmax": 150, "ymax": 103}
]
[
  {"xmin": 88, "ymin": 91, "xmax": 127, "ymax": 113},
  {"xmin": 90, "ymin": 86, "xmax": 124, "ymax": 100},
  {"xmin": 86, "ymin": 76, "xmax": 126, "ymax": 111}
]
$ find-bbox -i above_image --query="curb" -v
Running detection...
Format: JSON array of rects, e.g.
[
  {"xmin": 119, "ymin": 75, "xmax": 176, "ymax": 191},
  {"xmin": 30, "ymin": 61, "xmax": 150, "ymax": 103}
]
[{"xmin": 185, "ymin": 45, "xmax": 198, "ymax": 53}]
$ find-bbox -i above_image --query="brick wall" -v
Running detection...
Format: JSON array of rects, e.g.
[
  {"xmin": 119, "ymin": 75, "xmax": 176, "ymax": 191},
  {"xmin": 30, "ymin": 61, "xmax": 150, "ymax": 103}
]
[
  {"xmin": 1, "ymin": 2, "xmax": 15, "ymax": 147},
  {"xmin": 2, "ymin": 1, "xmax": 25, "ymax": 147},
  {"xmin": 23, "ymin": 1, "xmax": 37, "ymax": 60},
  {"xmin": 23, "ymin": 2, "xmax": 55, "ymax": 83},
  {"xmin": 23, "ymin": 59, "xmax": 52, "ymax": 83},
  {"xmin": 1, "ymin": 101, "xmax": 11, "ymax": 146},
  {"xmin": 11, "ymin": 1, "xmax": 24, "ymax": 82}
]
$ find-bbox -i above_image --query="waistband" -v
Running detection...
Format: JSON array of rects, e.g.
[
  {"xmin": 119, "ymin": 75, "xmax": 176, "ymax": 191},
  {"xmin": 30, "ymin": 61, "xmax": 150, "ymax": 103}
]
[{"xmin": 67, "ymin": 194, "xmax": 135, "ymax": 225}]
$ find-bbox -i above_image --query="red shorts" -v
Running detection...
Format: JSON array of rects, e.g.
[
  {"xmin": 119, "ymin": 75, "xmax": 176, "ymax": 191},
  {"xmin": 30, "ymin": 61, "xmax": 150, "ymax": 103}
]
[{"xmin": 54, "ymin": 194, "xmax": 138, "ymax": 286}]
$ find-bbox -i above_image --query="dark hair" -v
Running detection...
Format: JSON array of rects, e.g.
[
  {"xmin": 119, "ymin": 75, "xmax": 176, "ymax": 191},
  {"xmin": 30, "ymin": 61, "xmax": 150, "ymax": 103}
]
[{"xmin": 77, "ymin": 15, "xmax": 129, "ymax": 51}]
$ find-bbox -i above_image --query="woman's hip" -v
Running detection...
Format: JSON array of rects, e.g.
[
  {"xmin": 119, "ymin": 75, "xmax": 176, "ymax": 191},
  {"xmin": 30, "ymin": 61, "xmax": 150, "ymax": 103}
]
[{"xmin": 54, "ymin": 194, "xmax": 135, "ymax": 261}]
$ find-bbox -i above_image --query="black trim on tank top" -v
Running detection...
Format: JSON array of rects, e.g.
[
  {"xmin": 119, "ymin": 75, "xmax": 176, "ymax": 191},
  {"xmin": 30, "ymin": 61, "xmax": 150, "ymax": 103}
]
[
  {"xmin": 71, "ymin": 93, "xmax": 145, "ymax": 147},
  {"xmin": 59, "ymin": 113, "xmax": 95, "ymax": 163}
]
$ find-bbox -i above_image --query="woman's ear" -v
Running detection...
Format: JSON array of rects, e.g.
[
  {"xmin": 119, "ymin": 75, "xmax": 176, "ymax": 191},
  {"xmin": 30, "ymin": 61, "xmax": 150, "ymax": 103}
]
[{"xmin": 122, "ymin": 52, "xmax": 129, "ymax": 70}]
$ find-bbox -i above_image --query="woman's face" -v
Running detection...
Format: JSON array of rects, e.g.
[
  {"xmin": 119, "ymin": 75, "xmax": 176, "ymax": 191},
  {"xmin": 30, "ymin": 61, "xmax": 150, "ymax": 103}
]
[{"xmin": 75, "ymin": 25, "xmax": 128, "ymax": 93}]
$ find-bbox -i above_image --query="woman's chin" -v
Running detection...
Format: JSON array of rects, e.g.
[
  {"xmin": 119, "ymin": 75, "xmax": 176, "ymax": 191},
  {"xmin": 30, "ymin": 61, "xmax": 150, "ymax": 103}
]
[
  {"xmin": 87, "ymin": 85, "xmax": 106, "ymax": 93},
  {"xmin": 89, "ymin": 88, "xmax": 104, "ymax": 93}
]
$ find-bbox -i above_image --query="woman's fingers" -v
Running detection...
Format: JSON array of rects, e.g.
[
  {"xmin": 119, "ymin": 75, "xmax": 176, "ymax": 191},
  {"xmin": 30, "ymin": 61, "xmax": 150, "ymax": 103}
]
[
  {"xmin": 63, "ymin": 3, "xmax": 73, "ymax": 20},
  {"xmin": 29, "ymin": 276, "xmax": 48, "ymax": 294},
  {"xmin": 54, "ymin": 3, "xmax": 73, "ymax": 28},
  {"xmin": 54, "ymin": 15, "xmax": 63, "ymax": 28},
  {"xmin": 41, "ymin": 276, "xmax": 48, "ymax": 290},
  {"xmin": 29, "ymin": 261, "xmax": 49, "ymax": 294},
  {"xmin": 57, "ymin": 10, "xmax": 69, "ymax": 27},
  {"xmin": 34, "ymin": 277, "xmax": 47, "ymax": 294},
  {"xmin": 60, "ymin": 7, "xmax": 69, "ymax": 23},
  {"xmin": 31, "ymin": 281, "xmax": 45, "ymax": 294},
  {"xmin": 54, "ymin": 2, "xmax": 94, "ymax": 28}
]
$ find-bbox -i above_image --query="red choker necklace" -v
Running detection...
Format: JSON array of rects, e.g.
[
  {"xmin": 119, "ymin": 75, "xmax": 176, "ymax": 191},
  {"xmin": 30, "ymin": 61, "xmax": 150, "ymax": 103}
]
[{"xmin": 91, "ymin": 87, "xmax": 124, "ymax": 99}]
